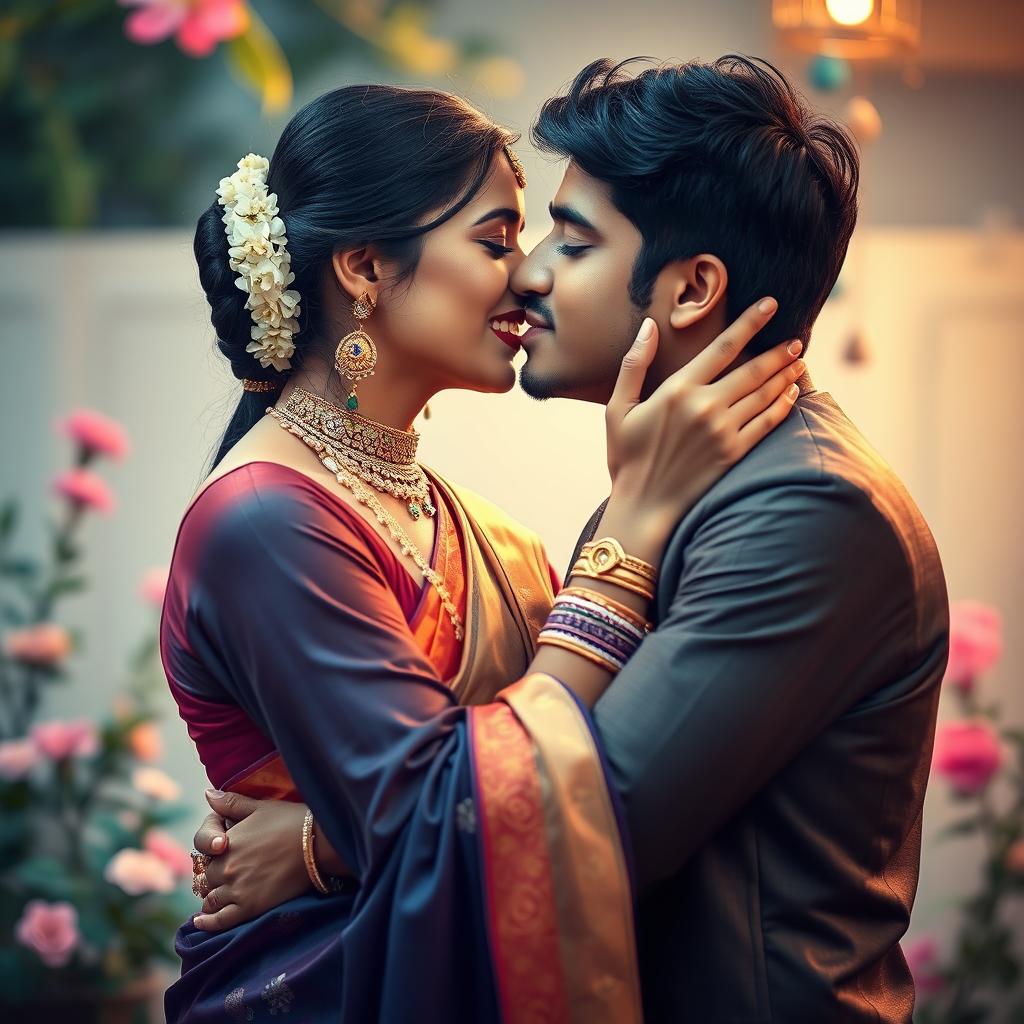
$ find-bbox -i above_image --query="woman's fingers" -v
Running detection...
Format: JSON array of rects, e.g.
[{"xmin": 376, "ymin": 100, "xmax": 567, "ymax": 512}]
[
  {"xmin": 205, "ymin": 788, "xmax": 260, "ymax": 821},
  {"xmin": 727, "ymin": 358, "xmax": 806, "ymax": 429},
  {"xmin": 193, "ymin": 811, "xmax": 229, "ymax": 856},
  {"xmin": 675, "ymin": 297, "xmax": 778, "ymax": 388},
  {"xmin": 736, "ymin": 380, "xmax": 802, "ymax": 452},
  {"xmin": 201, "ymin": 854, "xmax": 225, "ymax": 889},
  {"xmin": 712, "ymin": 337, "xmax": 803, "ymax": 407},
  {"xmin": 607, "ymin": 318, "xmax": 659, "ymax": 414},
  {"xmin": 193, "ymin": 900, "xmax": 247, "ymax": 933}
]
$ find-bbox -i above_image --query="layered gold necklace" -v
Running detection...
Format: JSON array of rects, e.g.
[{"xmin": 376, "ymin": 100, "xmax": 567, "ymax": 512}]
[{"xmin": 267, "ymin": 387, "xmax": 463, "ymax": 640}]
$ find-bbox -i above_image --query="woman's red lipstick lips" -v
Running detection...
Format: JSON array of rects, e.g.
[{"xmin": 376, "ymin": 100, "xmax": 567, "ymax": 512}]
[{"xmin": 489, "ymin": 309, "xmax": 526, "ymax": 351}]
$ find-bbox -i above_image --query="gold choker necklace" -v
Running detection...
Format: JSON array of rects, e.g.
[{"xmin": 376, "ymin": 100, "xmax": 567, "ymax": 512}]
[
  {"xmin": 266, "ymin": 395, "xmax": 463, "ymax": 640},
  {"xmin": 278, "ymin": 388, "xmax": 435, "ymax": 520}
]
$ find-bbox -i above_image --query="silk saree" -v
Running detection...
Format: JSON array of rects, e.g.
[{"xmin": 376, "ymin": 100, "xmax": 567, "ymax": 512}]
[{"xmin": 160, "ymin": 461, "xmax": 641, "ymax": 1022}]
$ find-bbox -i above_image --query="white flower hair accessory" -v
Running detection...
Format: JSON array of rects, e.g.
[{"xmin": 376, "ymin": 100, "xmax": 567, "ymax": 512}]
[{"xmin": 216, "ymin": 153, "xmax": 301, "ymax": 373}]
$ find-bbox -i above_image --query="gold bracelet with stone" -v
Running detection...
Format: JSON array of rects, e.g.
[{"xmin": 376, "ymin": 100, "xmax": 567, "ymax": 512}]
[
  {"xmin": 569, "ymin": 566, "xmax": 656, "ymax": 602},
  {"xmin": 302, "ymin": 810, "xmax": 345, "ymax": 895},
  {"xmin": 571, "ymin": 537, "xmax": 657, "ymax": 601}
]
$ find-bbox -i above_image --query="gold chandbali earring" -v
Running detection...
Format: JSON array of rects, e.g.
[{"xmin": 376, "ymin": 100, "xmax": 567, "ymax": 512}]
[{"xmin": 335, "ymin": 291, "xmax": 377, "ymax": 412}]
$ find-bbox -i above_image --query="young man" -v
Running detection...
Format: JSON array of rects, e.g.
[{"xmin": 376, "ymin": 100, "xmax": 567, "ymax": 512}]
[
  {"xmin": 192, "ymin": 56, "xmax": 949, "ymax": 1022},
  {"xmin": 511, "ymin": 55, "xmax": 949, "ymax": 1022}
]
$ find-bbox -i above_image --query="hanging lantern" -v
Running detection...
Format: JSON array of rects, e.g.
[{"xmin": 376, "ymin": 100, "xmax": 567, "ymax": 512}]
[{"xmin": 772, "ymin": 0, "xmax": 921, "ymax": 59}]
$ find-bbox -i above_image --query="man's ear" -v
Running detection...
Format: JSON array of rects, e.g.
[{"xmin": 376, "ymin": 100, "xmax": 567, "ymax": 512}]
[
  {"xmin": 330, "ymin": 246, "xmax": 385, "ymax": 306},
  {"xmin": 664, "ymin": 254, "xmax": 728, "ymax": 332}
]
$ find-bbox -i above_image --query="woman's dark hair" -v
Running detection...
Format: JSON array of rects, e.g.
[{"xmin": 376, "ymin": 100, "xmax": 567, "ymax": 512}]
[
  {"xmin": 195, "ymin": 85, "xmax": 518, "ymax": 468},
  {"xmin": 533, "ymin": 55, "xmax": 859, "ymax": 354}
]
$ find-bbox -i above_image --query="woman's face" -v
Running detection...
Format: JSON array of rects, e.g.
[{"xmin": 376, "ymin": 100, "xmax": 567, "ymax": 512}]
[{"xmin": 374, "ymin": 154, "xmax": 527, "ymax": 397}]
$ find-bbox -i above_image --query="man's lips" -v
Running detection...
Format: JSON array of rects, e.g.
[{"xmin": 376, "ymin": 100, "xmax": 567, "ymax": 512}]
[
  {"xmin": 489, "ymin": 309, "xmax": 526, "ymax": 351},
  {"xmin": 520, "ymin": 309, "xmax": 553, "ymax": 345}
]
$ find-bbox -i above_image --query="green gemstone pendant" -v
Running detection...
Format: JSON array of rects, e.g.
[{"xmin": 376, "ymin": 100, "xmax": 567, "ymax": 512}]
[{"xmin": 346, "ymin": 393, "xmax": 358, "ymax": 411}]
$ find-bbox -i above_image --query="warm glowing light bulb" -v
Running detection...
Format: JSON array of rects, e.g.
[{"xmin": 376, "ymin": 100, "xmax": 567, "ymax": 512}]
[{"xmin": 825, "ymin": 0, "xmax": 874, "ymax": 26}]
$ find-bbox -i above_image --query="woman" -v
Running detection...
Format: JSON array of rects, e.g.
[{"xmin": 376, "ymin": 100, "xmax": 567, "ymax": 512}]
[{"xmin": 162, "ymin": 83, "xmax": 803, "ymax": 1023}]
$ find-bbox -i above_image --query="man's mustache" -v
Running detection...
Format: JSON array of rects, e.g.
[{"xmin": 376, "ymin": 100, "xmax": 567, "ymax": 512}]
[{"xmin": 518, "ymin": 296, "xmax": 555, "ymax": 330}]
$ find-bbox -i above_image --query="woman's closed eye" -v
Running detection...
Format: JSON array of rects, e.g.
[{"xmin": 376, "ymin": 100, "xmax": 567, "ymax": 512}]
[{"xmin": 478, "ymin": 239, "xmax": 516, "ymax": 258}]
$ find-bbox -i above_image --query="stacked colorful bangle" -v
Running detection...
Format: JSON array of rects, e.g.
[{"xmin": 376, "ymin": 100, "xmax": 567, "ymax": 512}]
[
  {"xmin": 570, "ymin": 537, "xmax": 658, "ymax": 602},
  {"xmin": 537, "ymin": 586, "xmax": 652, "ymax": 673}
]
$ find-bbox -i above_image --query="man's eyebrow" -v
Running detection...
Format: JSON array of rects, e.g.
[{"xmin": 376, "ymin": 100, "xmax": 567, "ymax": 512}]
[
  {"xmin": 471, "ymin": 207, "xmax": 524, "ymax": 228},
  {"xmin": 548, "ymin": 202, "xmax": 597, "ymax": 232}
]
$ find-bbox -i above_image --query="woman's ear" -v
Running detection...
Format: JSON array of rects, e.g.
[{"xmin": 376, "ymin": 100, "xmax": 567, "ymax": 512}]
[
  {"xmin": 330, "ymin": 247, "xmax": 384, "ymax": 307},
  {"xmin": 666, "ymin": 254, "xmax": 728, "ymax": 332}
]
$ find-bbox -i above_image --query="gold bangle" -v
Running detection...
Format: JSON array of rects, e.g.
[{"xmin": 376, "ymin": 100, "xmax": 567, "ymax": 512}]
[
  {"xmin": 302, "ymin": 810, "xmax": 335, "ymax": 895},
  {"xmin": 537, "ymin": 633, "xmax": 621, "ymax": 673},
  {"xmin": 570, "ymin": 568, "xmax": 656, "ymax": 602},
  {"xmin": 578, "ymin": 537, "xmax": 658, "ymax": 583},
  {"xmin": 559, "ymin": 586, "xmax": 653, "ymax": 633}
]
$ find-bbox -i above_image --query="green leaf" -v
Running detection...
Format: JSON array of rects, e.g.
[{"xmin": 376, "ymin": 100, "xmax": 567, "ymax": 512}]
[
  {"xmin": 1, "ymin": 557, "xmax": 39, "ymax": 579},
  {"xmin": 14, "ymin": 855, "xmax": 75, "ymax": 901},
  {"xmin": 935, "ymin": 816, "xmax": 984, "ymax": 841},
  {"xmin": 0, "ymin": 499, "xmax": 17, "ymax": 540}
]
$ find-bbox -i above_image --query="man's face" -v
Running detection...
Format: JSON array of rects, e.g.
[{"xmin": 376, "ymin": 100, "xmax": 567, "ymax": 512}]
[{"xmin": 512, "ymin": 163, "xmax": 646, "ymax": 404}]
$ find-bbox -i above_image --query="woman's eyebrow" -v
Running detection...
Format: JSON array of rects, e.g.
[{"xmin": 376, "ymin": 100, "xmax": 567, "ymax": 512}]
[{"xmin": 471, "ymin": 207, "xmax": 524, "ymax": 229}]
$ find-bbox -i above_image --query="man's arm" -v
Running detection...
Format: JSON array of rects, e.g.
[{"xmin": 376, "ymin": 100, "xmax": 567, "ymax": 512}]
[{"xmin": 592, "ymin": 473, "xmax": 913, "ymax": 890}]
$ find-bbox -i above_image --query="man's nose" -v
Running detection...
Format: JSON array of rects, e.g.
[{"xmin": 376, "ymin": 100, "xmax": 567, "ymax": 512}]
[{"xmin": 510, "ymin": 245, "xmax": 553, "ymax": 298}]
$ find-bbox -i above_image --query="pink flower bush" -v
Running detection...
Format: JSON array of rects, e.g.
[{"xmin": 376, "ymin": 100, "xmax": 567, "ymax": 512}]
[
  {"xmin": 903, "ymin": 935, "xmax": 945, "ymax": 996},
  {"xmin": 144, "ymin": 829, "xmax": 193, "ymax": 879},
  {"xmin": 139, "ymin": 566, "xmax": 170, "ymax": 608},
  {"xmin": 31, "ymin": 719, "xmax": 99, "ymax": 760},
  {"xmin": 57, "ymin": 409, "xmax": 129, "ymax": 462},
  {"xmin": 3, "ymin": 623, "xmax": 72, "ymax": 666},
  {"xmin": 0, "ymin": 738, "xmax": 39, "ymax": 780},
  {"xmin": 127, "ymin": 721, "xmax": 163, "ymax": 762},
  {"xmin": 104, "ymin": 848, "xmax": 176, "ymax": 895},
  {"xmin": 15, "ymin": 900, "xmax": 80, "ymax": 968},
  {"xmin": 932, "ymin": 720, "xmax": 1003, "ymax": 793},
  {"xmin": 53, "ymin": 468, "xmax": 116, "ymax": 515},
  {"xmin": 944, "ymin": 601, "xmax": 1003, "ymax": 694},
  {"xmin": 119, "ymin": 0, "xmax": 249, "ymax": 58}
]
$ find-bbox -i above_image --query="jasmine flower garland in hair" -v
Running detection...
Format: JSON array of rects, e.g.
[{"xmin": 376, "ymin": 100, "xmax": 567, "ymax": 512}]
[{"xmin": 216, "ymin": 154, "xmax": 302, "ymax": 372}]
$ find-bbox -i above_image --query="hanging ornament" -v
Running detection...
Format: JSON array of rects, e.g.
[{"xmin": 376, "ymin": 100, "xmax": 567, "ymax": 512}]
[
  {"xmin": 809, "ymin": 54, "xmax": 851, "ymax": 92},
  {"xmin": 844, "ymin": 95, "xmax": 883, "ymax": 144},
  {"xmin": 843, "ymin": 330, "xmax": 871, "ymax": 366}
]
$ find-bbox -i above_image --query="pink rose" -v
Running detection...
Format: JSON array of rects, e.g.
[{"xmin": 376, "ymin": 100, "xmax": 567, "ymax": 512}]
[
  {"xmin": 932, "ymin": 719, "xmax": 1003, "ymax": 793},
  {"xmin": 3, "ymin": 623, "xmax": 72, "ymax": 666},
  {"xmin": 144, "ymin": 829, "xmax": 193, "ymax": 879},
  {"xmin": 139, "ymin": 566, "xmax": 170, "ymax": 608},
  {"xmin": 104, "ymin": 848, "xmax": 176, "ymax": 895},
  {"xmin": 903, "ymin": 935, "xmax": 945, "ymax": 996},
  {"xmin": 15, "ymin": 899, "xmax": 80, "ymax": 968},
  {"xmin": 127, "ymin": 721, "xmax": 163, "ymax": 763},
  {"xmin": 119, "ymin": 0, "xmax": 249, "ymax": 58},
  {"xmin": 53, "ymin": 468, "xmax": 116, "ymax": 515},
  {"xmin": 1006, "ymin": 840, "xmax": 1024, "ymax": 875},
  {"xmin": 944, "ymin": 601, "xmax": 1003, "ymax": 694},
  {"xmin": 57, "ymin": 409, "xmax": 129, "ymax": 462},
  {"xmin": 0, "ymin": 738, "xmax": 40, "ymax": 780},
  {"xmin": 31, "ymin": 719, "xmax": 99, "ymax": 761},
  {"xmin": 132, "ymin": 765, "xmax": 182, "ymax": 801}
]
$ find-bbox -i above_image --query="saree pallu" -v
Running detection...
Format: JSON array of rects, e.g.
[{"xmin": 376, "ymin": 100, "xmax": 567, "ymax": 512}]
[{"xmin": 161, "ymin": 462, "xmax": 641, "ymax": 1022}]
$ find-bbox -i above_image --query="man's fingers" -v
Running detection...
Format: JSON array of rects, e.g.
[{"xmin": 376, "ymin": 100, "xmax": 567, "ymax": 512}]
[
  {"xmin": 680, "ymin": 297, "xmax": 778, "ymax": 386},
  {"xmin": 193, "ymin": 902, "xmax": 246, "ymax": 933},
  {"xmin": 712, "ymin": 337, "xmax": 803, "ymax": 407},
  {"xmin": 205, "ymin": 788, "xmax": 259, "ymax": 822},
  {"xmin": 727, "ymin": 358, "xmax": 805, "ymax": 429},
  {"xmin": 193, "ymin": 811, "xmax": 229, "ymax": 856},
  {"xmin": 201, "ymin": 856, "xmax": 225, "ymax": 889},
  {"xmin": 608, "ymin": 318, "xmax": 659, "ymax": 412},
  {"xmin": 736, "ymin": 381, "xmax": 801, "ymax": 451}
]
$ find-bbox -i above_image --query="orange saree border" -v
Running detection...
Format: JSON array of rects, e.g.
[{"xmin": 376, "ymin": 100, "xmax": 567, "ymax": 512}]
[
  {"xmin": 470, "ymin": 673, "xmax": 642, "ymax": 1024},
  {"xmin": 471, "ymin": 697, "xmax": 571, "ymax": 1024}
]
